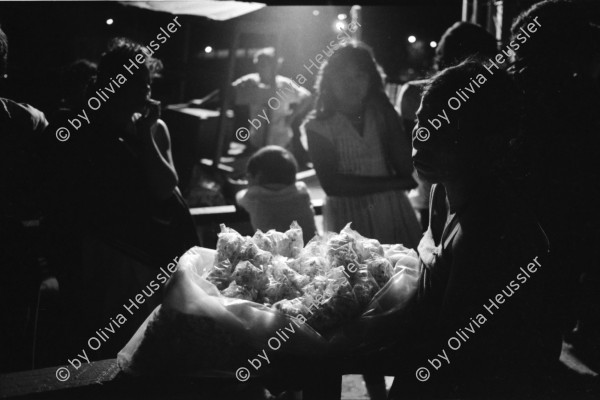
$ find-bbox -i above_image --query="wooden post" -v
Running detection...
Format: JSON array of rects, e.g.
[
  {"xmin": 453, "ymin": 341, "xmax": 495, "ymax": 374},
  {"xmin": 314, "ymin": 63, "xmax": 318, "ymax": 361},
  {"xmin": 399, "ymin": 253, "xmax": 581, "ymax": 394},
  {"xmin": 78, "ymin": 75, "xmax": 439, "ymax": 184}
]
[
  {"xmin": 471, "ymin": 0, "xmax": 479, "ymax": 24},
  {"xmin": 351, "ymin": 5, "xmax": 362, "ymax": 41},
  {"xmin": 177, "ymin": 21, "xmax": 191, "ymax": 103},
  {"xmin": 484, "ymin": 0, "xmax": 500, "ymax": 40},
  {"xmin": 212, "ymin": 28, "xmax": 239, "ymax": 171}
]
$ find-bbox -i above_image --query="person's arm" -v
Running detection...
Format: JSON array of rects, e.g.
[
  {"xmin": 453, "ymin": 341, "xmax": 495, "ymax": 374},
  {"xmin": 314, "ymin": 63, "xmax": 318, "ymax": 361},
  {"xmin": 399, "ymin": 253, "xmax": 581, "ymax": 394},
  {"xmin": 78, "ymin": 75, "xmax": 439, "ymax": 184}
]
[
  {"xmin": 397, "ymin": 83, "xmax": 421, "ymax": 122},
  {"xmin": 288, "ymin": 93, "xmax": 314, "ymax": 127},
  {"xmin": 305, "ymin": 128, "xmax": 411, "ymax": 197},
  {"xmin": 233, "ymin": 74, "xmax": 274, "ymax": 106},
  {"xmin": 191, "ymin": 74, "xmax": 259, "ymax": 107},
  {"xmin": 236, "ymin": 187, "xmax": 261, "ymax": 221},
  {"xmin": 136, "ymin": 103, "xmax": 179, "ymax": 202},
  {"xmin": 235, "ymin": 188, "xmax": 250, "ymax": 209},
  {"xmin": 386, "ymin": 106, "xmax": 417, "ymax": 179},
  {"xmin": 189, "ymin": 89, "xmax": 220, "ymax": 107}
]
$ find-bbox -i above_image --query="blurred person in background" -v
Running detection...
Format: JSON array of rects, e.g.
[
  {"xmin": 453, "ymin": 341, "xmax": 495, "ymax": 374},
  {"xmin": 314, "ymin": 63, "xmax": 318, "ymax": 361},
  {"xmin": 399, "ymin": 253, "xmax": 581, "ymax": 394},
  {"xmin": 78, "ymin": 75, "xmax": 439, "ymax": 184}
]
[
  {"xmin": 302, "ymin": 42, "xmax": 421, "ymax": 400},
  {"xmin": 44, "ymin": 38, "xmax": 199, "ymax": 360},
  {"xmin": 233, "ymin": 48, "xmax": 313, "ymax": 160},
  {"xmin": 236, "ymin": 145, "xmax": 317, "ymax": 240},
  {"xmin": 50, "ymin": 59, "xmax": 97, "ymax": 123}
]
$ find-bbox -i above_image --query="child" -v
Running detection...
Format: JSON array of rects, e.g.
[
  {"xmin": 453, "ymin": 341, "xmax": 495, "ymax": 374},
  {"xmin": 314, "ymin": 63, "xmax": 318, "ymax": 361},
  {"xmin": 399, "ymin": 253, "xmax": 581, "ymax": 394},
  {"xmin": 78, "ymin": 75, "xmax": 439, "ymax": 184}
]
[{"xmin": 236, "ymin": 146, "xmax": 317, "ymax": 240}]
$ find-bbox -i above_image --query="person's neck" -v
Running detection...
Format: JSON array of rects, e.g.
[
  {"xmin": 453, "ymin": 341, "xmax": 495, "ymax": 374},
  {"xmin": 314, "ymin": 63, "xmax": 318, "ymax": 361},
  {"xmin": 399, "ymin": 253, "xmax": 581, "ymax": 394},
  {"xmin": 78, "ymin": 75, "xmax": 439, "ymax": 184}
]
[
  {"xmin": 259, "ymin": 74, "xmax": 276, "ymax": 86},
  {"xmin": 443, "ymin": 179, "xmax": 471, "ymax": 214},
  {"xmin": 260, "ymin": 182, "xmax": 290, "ymax": 191},
  {"xmin": 95, "ymin": 109, "xmax": 136, "ymax": 139}
]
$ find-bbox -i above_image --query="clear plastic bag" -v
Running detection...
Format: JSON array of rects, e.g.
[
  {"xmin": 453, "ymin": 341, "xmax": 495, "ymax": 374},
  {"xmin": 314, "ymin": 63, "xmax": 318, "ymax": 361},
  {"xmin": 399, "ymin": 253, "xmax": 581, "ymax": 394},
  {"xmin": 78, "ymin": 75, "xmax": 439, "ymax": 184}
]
[
  {"xmin": 118, "ymin": 227, "xmax": 422, "ymax": 378},
  {"xmin": 251, "ymin": 221, "xmax": 304, "ymax": 258},
  {"xmin": 118, "ymin": 247, "xmax": 332, "ymax": 377}
]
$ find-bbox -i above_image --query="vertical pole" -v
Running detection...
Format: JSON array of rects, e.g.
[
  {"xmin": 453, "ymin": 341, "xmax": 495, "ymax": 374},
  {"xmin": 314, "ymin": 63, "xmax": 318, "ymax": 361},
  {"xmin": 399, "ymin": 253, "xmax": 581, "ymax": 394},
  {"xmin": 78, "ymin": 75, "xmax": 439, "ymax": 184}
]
[
  {"xmin": 493, "ymin": 0, "xmax": 505, "ymax": 42},
  {"xmin": 212, "ymin": 29, "xmax": 239, "ymax": 171},
  {"xmin": 351, "ymin": 5, "xmax": 362, "ymax": 41},
  {"xmin": 471, "ymin": 0, "xmax": 479, "ymax": 24},
  {"xmin": 462, "ymin": 0, "xmax": 469, "ymax": 21},
  {"xmin": 178, "ymin": 21, "xmax": 191, "ymax": 103},
  {"xmin": 486, "ymin": 0, "xmax": 502, "ymax": 41}
]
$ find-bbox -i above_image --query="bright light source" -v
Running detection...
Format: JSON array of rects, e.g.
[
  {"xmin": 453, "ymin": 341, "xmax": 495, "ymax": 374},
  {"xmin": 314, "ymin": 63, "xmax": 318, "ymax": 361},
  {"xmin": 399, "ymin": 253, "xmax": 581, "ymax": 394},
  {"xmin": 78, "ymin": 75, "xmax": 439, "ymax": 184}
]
[
  {"xmin": 337, "ymin": 13, "xmax": 347, "ymax": 21},
  {"xmin": 430, "ymin": 41, "xmax": 437, "ymax": 48},
  {"xmin": 106, "ymin": 18, "xmax": 114, "ymax": 26},
  {"xmin": 312, "ymin": 10, "xmax": 320, "ymax": 16},
  {"xmin": 335, "ymin": 21, "xmax": 347, "ymax": 31},
  {"xmin": 205, "ymin": 46, "xmax": 213, "ymax": 54},
  {"xmin": 408, "ymin": 35, "xmax": 416, "ymax": 43}
]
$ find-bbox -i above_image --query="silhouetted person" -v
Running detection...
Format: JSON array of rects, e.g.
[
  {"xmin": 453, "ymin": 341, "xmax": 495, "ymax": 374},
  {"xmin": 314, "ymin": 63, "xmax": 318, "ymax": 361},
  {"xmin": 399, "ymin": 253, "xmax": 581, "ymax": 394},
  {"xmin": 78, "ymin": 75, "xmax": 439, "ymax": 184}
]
[
  {"xmin": 389, "ymin": 60, "xmax": 562, "ymax": 399},
  {"xmin": 50, "ymin": 59, "xmax": 97, "ymax": 122},
  {"xmin": 510, "ymin": 0, "xmax": 600, "ymax": 370},
  {"xmin": 0, "ymin": 26, "xmax": 49, "ymax": 372},
  {"xmin": 396, "ymin": 22, "xmax": 498, "ymax": 230},
  {"xmin": 47, "ymin": 38, "xmax": 199, "ymax": 360}
]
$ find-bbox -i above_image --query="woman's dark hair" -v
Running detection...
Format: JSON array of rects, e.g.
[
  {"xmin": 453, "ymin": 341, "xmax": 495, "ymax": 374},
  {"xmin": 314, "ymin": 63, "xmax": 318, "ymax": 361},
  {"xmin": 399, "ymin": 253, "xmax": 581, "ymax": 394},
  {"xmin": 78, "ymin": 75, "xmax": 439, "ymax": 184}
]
[
  {"xmin": 247, "ymin": 145, "xmax": 298, "ymax": 186},
  {"xmin": 422, "ymin": 58, "xmax": 521, "ymax": 174},
  {"xmin": 511, "ymin": 0, "xmax": 600, "ymax": 70},
  {"xmin": 62, "ymin": 59, "xmax": 97, "ymax": 104},
  {"xmin": 0, "ymin": 26, "xmax": 8, "ymax": 77},
  {"xmin": 434, "ymin": 22, "xmax": 498, "ymax": 71},
  {"xmin": 95, "ymin": 37, "xmax": 162, "ymax": 88},
  {"xmin": 313, "ymin": 42, "xmax": 387, "ymax": 119}
]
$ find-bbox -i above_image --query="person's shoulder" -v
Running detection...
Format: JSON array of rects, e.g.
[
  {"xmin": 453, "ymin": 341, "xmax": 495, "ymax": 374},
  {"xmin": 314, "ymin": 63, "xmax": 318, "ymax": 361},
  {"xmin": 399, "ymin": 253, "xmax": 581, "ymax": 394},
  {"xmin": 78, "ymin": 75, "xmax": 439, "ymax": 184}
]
[
  {"xmin": 399, "ymin": 79, "xmax": 429, "ymax": 105},
  {"xmin": 276, "ymin": 183, "xmax": 313, "ymax": 208},
  {"xmin": 238, "ymin": 185, "xmax": 266, "ymax": 201},
  {"xmin": 397, "ymin": 79, "xmax": 430, "ymax": 120},
  {"xmin": 153, "ymin": 118, "xmax": 169, "ymax": 135},
  {"xmin": 233, "ymin": 73, "xmax": 260, "ymax": 87},
  {"xmin": 152, "ymin": 118, "xmax": 171, "ymax": 145},
  {"xmin": 276, "ymin": 75, "xmax": 296, "ymax": 86},
  {"xmin": 0, "ymin": 97, "xmax": 48, "ymax": 133},
  {"xmin": 301, "ymin": 110, "xmax": 334, "ymax": 137},
  {"xmin": 276, "ymin": 76, "xmax": 310, "ymax": 96},
  {"xmin": 235, "ymin": 187, "xmax": 250, "ymax": 204},
  {"xmin": 301, "ymin": 110, "xmax": 317, "ymax": 128},
  {"xmin": 403, "ymin": 79, "xmax": 429, "ymax": 91},
  {"xmin": 294, "ymin": 181, "xmax": 310, "ymax": 195}
]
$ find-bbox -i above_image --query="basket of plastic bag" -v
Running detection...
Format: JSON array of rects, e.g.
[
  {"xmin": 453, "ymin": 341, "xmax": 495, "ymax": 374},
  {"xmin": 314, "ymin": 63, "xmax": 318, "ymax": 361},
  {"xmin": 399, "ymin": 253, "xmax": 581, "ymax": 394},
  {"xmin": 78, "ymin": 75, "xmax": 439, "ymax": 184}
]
[{"xmin": 117, "ymin": 222, "xmax": 421, "ymax": 378}]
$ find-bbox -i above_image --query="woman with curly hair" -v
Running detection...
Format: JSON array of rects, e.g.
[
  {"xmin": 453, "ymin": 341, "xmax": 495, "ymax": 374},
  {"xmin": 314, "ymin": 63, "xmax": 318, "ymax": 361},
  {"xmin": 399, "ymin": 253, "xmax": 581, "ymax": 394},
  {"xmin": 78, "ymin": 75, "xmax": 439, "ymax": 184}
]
[
  {"xmin": 301, "ymin": 42, "xmax": 421, "ymax": 400},
  {"xmin": 301, "ymin": 43, "xmax": 421, "ymax": 250},
  {"xmin": 49, "ymin": 38, "xmax": 199, "ymax": 360}
]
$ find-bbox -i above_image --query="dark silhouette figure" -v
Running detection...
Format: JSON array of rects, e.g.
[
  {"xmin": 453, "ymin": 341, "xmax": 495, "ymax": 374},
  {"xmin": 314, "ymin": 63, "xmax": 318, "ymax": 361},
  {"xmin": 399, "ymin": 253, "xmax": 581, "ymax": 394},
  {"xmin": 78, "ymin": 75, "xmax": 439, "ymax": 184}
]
[
  {"xmin": 0, "ymin": 26, "xmax": 49, "ymax": 372},
  {"xmin": 510, "ymin": 0, "xmax": 600, "ymax": 371},
  {"xmin": 389, "ymin": 60, "xmax": 562, "ymax": 398}
]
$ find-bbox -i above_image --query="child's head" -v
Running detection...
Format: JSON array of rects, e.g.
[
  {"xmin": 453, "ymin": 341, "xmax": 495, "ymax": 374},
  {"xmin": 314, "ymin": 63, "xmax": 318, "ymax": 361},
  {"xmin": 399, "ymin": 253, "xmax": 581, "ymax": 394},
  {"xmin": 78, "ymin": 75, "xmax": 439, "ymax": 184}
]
[{"xmin": 246, "ymin": 146, "xmax": 298, "ymax": 186}]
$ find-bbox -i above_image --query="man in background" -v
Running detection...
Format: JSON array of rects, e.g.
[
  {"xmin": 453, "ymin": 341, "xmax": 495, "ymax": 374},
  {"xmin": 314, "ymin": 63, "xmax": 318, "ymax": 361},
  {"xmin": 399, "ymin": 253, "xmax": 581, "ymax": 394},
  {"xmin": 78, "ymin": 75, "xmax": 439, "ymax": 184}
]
[{"xmin": 233, "ymin": 48, "xmax": 312, "ymax": 159}]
